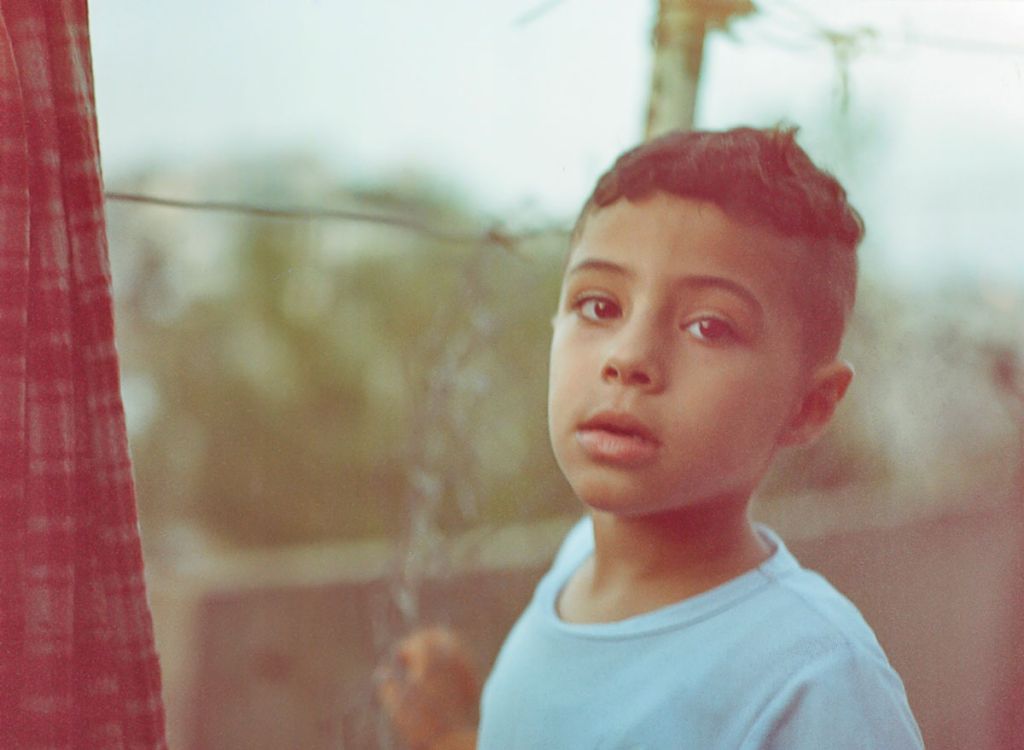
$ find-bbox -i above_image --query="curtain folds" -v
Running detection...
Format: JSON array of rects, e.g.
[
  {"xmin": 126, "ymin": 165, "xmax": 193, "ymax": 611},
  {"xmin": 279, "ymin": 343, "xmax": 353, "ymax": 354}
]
[{"xmin": 0, "ymin": 0, "xmax": 167, "ymax": 746}]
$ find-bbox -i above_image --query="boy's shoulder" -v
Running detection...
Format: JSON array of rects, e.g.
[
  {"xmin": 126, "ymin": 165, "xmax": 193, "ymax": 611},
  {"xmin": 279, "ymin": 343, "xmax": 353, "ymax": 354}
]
[{"xmin": 744, "ymin": 524, "xmax": 883, "ymax": 647}]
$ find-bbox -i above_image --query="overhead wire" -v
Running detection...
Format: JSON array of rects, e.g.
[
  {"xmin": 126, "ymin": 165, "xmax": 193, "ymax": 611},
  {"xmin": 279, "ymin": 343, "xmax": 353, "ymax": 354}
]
[
  {"xmin": 103, "ymin": 191, "xmax": 566, "ymax": 252},
  {"xmin": 513, "ymin": 0, "xmax": 572, "ymax": 28},
  {"xmin": 746, "ymin": 0, "xmax": 1019, "ymax": 111},
  {"xmin": 757, "ymin": 0, "xmax": 1024, "ymax": 58},
  {"xmin": 105, "ymin": 3, "xmax": 1021, "ymax": 243},
  {"xmin": 896, "ymin": 30, "xmax": 1024, "ymax": 58}
]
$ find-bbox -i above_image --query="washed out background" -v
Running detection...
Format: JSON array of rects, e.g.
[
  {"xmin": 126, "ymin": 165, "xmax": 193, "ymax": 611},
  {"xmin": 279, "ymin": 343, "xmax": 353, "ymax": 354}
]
[{"xmin": 92, "ymin": 1, "xmax": 1024, "ymax": 748}]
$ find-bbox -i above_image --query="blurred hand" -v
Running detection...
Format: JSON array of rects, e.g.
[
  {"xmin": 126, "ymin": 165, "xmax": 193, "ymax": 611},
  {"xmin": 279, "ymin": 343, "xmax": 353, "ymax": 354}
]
[{"xmin": 374, "ymin": 626, "xmax": 480, "ymax": 750}]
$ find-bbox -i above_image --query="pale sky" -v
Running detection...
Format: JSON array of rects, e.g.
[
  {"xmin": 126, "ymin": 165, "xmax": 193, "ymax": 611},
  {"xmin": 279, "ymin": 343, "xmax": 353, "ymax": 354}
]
[{"xmin": 90, "ymin": 0, "xmax": 1024, "ymax": 284}]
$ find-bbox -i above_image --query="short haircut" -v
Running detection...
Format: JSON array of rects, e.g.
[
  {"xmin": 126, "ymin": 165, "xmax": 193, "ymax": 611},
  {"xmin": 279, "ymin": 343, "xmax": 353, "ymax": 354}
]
[{"xmin": 570, "ymin": 126, "xmax": 863, "ymax": 364}]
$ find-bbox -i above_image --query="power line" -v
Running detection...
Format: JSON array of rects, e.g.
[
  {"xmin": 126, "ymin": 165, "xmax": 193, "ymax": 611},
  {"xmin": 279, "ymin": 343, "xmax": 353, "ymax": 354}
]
[
  {"xmin": 737, "ymin": 14, "xmax": 819, "ymax": 52},
  {"xmin": 105, "ymin": 191, "xmax": 479, "ymax": 244},
  {"xmin": 103, "ymin": 6, "xmax": 1020, "ymax": 247},
  {"xmin": 103, "ymin": 191, "xmax": 566, "ymax": 251},
  {"xmin": 901, "ymin": 30, "xmax": 1024, "ymax": 58},
  {"xmin": 762, "ymin": 0, "xmax": 822, "ymax": 36},
  {"xmin": 755, "ymin": 0, "xmax": 1024, "ymax": 58},
  {"xmin": 513, "ymin": 0, "xmax": 572, "ymax": 27}
]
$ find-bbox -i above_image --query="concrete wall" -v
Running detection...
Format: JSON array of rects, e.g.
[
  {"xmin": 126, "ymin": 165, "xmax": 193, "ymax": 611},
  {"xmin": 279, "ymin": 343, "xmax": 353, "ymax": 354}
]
[{"xmin": 150, "ymin": 502, "xmax": 1024, "ymax": 749}]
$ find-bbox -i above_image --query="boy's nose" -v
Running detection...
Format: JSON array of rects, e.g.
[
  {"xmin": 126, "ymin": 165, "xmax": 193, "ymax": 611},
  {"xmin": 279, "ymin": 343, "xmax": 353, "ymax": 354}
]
[
  {"xmin": 601, "ymin": 350, "xmax": 664, "ymax": 391},
  {"xmin": 599, "ymin": 311, "xmax": 667, "ymax": 391},
  {"xmin": 602, "ymin": 360, "xmax": 651, "ymax": 386}
]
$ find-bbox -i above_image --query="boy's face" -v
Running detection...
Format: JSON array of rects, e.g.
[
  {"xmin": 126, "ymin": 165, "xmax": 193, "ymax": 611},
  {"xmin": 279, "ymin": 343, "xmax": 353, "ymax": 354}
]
[{"xmin": 548, "ymin": 193, "xmax": 828, "ymax": 518}]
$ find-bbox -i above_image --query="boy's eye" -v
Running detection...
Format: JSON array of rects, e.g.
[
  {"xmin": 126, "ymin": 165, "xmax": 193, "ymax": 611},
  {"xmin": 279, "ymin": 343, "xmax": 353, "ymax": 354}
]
[
  {"xmin": 577, "ymin": 296, "xmax": 621, "ymax": 321},
  {"xmin": 685, "ymin": 317, "xmax": 734, "ymax": 342}
]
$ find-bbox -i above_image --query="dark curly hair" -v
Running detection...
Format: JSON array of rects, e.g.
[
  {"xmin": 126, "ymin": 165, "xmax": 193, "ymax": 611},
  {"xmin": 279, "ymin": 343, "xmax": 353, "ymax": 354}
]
[{"xmin": 570, "ymin": 126, "xmax": 863, "ymax": 364}]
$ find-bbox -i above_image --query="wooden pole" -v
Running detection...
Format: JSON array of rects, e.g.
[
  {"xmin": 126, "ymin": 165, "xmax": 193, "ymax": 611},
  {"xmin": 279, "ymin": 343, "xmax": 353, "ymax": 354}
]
[{"xmin": 645, "ymin": 0, "xmax": 755, "ymax": 139}]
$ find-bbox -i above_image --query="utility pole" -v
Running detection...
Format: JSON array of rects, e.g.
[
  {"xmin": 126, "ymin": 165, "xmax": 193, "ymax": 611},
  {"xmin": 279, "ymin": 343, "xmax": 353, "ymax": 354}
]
[{"xmin": 645, "ymin": 0, "xmax": 756, "ymax": 139}]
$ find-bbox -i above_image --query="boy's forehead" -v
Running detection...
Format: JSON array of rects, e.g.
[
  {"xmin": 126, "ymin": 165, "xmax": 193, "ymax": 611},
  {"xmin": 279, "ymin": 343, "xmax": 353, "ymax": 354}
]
[{"xmin": 566, "ymin": 195, "xmax": 807, "ymax": 298}]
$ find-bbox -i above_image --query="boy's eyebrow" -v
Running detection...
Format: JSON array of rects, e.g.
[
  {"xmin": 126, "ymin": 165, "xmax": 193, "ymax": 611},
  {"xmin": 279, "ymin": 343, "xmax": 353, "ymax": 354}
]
[
  {"xmin": 566, "ymin": 258, "xmax": 763, "ymax": 317},
  {"xmin": 566, "ymin": 258, "xmax": 634, "ymax": 278}
]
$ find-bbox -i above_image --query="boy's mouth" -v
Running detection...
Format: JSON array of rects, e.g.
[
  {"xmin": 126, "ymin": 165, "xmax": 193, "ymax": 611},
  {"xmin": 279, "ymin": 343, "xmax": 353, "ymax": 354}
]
[
  {"xmin": 575, "ymin": 412, "xmax": 660, "ymax": 466},
  {"xmin": 578, "ymin": 412, "xmax": 659, "ymax": 443}
]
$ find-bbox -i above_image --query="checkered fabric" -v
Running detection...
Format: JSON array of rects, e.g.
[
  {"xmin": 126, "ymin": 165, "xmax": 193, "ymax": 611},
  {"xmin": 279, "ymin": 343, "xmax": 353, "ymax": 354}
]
[{"xmin": 0, "ymin": 0, "xmax": 167, "ymax": 747}]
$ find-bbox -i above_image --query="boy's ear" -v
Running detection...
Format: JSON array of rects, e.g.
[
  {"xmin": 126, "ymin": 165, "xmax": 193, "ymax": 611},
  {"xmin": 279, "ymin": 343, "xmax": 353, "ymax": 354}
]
[{"xmin": 778, "ymin": 360, "xmax": 854, "ymax": 448}]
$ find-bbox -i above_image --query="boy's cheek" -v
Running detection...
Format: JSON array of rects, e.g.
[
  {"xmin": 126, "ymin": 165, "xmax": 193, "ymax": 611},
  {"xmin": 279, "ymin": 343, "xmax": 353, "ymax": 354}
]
[{"xmin": 547, "ymin": 326, "xmax": 576, "ymax": 378}]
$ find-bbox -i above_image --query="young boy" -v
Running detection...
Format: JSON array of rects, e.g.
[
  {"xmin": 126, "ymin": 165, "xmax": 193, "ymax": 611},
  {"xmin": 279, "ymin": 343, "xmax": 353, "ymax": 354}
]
[{"xmin": 377, "ymin": 126, "xmax": 924, "ymax": 749}]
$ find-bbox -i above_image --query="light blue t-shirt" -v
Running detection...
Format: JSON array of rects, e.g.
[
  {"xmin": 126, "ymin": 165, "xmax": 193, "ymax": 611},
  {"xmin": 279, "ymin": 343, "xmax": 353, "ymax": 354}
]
[{"xmin": 479, "ymin": 517, "xmax": 924, "ymax": 750}]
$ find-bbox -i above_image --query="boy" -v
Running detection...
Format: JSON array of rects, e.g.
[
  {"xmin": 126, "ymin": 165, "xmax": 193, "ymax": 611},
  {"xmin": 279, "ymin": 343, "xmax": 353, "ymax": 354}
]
[{"xmin": 377, "ymin": 126, "xmax": 924, "ymax": 749}]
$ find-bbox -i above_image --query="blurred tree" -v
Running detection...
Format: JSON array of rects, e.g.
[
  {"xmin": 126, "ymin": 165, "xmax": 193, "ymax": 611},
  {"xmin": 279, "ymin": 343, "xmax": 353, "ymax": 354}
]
[{"xmin": 114, "ymin": 175, "xmax": 571, "ymax": 548}]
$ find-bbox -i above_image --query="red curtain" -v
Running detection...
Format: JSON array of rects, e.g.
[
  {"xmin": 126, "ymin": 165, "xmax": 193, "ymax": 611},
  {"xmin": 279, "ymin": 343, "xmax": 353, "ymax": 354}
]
[{"xmin": 0, "ymin": 0, "xmax": 167, "ymax": 746}]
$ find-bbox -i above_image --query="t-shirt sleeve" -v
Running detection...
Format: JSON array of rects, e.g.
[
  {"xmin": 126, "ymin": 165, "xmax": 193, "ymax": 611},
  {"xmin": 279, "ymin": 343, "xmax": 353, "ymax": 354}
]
[{"xmin": 741, "ymin": 646, "xmax": 924, "ymax": 750}]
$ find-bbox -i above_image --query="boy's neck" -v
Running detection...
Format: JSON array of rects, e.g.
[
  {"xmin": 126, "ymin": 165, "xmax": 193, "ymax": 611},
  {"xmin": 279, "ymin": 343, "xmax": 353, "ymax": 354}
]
[{"xmin": 559, "ymin": 497, "xmax": 770, "ymax": 624}]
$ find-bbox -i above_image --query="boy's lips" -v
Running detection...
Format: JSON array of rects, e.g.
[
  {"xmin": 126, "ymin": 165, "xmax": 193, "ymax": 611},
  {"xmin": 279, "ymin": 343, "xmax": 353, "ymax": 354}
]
[{"xmin": 575, "ymin": 411, "xmax": 660, "ymax": 466}]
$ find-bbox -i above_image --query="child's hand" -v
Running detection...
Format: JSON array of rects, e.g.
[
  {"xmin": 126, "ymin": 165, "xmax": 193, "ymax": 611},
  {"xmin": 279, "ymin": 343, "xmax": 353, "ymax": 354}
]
[{"xmin": 374, "ymin": 626, "xmax": 480, "ymax": 750}]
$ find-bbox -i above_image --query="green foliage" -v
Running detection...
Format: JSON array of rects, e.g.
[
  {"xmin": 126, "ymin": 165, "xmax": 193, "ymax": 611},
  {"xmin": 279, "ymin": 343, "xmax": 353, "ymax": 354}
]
[{"xmin": 117, "ymin": 190, "xmax": 574, "ymax": 547}]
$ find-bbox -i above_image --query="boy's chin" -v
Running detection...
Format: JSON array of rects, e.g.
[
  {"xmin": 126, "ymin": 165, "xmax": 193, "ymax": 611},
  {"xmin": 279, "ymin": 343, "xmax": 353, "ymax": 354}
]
[
  {"xmin": 572, "ymin": 484, "xmax": 686, "ymax": 519},
  {"xmin": 573, "ymin": 481, "xmax": 755, "ymax": 521}
]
